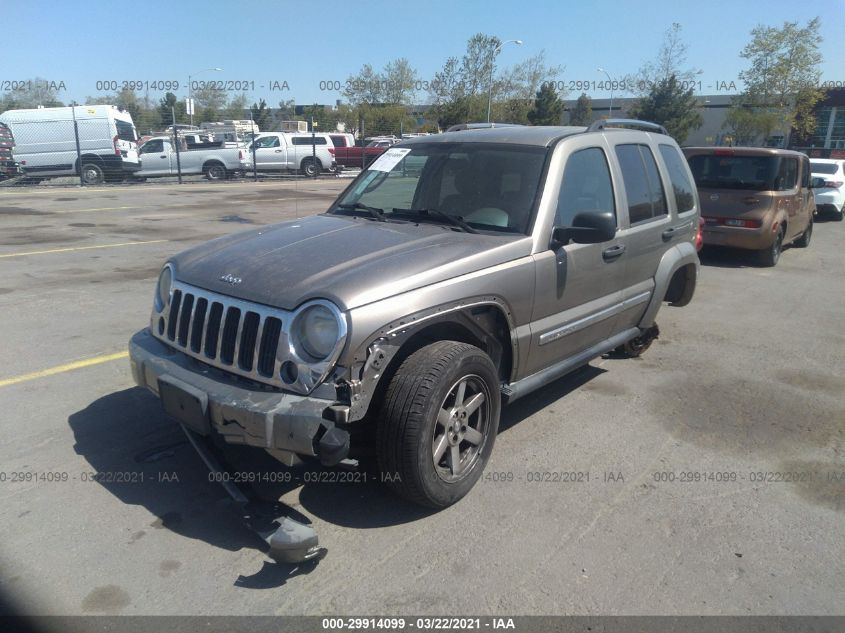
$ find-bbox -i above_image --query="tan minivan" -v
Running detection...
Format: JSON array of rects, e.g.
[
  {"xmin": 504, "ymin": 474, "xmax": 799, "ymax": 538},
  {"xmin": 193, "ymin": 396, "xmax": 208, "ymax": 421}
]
[{"xmin": 683, "ymin": 147, "xmax": 815, "ymax": 266}]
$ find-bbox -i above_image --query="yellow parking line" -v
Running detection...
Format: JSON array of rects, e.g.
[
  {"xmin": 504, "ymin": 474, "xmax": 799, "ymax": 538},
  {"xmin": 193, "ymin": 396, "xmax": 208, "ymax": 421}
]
[
  {"xmin": 0, "ymin": 239, "xmax": 167, "ymax": 258},
  {"xmin": 0, "ymin": 351, "xmax": 129, "ymax": 388}
]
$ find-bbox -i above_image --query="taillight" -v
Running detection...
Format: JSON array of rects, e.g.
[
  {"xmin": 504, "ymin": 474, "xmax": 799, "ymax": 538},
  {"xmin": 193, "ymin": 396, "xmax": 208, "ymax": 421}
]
[
  {"xmin": 823, "ymin": 180, "xmax": 843, "ymax": 188},
  {"xmin": 328, "ymin": 148, "xmax": 335, "ymax": 155},
  {"xmin": 238, "ymin": 149, "xmax": 244, "ymax": 160},
  {"xmin": 113, "ymin": 135, "xmax": 120, "ymax": 156},
  {"xmin": 695, "ymin": 217, "xmax": 704, "ymax": 251},
  {"xmin": 714, "ymin": 148, "xmax": 735, "ymax": 156}
]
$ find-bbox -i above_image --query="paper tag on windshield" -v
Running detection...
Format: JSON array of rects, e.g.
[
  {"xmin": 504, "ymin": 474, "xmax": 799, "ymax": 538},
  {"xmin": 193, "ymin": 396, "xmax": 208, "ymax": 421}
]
[{"xmin": 369, "ymin": 147, "xmax": 412, "ymax": 172}]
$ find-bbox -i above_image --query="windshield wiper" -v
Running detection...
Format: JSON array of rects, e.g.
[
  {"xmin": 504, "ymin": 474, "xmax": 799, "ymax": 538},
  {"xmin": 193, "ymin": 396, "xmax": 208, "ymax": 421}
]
[
  {"xmin": 392, "ymin": 208, "xmax": 478, "ymax": 234},
  {"xmin": 334, "ymin": 202, "xmax": 386, "ymax": 222}
]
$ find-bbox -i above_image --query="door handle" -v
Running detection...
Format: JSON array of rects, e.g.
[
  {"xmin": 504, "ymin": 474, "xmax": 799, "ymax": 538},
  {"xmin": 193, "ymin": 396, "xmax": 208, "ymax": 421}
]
[
  {"xmin": 160, "ymin": 155, "xmax": 166, "ymax": 158},
  {"xmin": 602, "ymin": 244, "xmax": 626, "ymax": 261},
  {"xmin": 274, "ymin": 150, "xmax": 283, "ymax": 153},
  {"xmin": 662, "ymin": 227, "xmax": 678, "ymax": 240}
]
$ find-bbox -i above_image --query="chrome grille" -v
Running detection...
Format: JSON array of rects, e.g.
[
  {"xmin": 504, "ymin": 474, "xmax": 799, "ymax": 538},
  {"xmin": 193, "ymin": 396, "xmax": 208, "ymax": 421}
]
[
  {"xmin": 153, "ymin": 282, "xmax": 288, "ymax": 387},
  {"xmin": 150, "ymin": 280, "xmax": 346, "ymax": 394}
]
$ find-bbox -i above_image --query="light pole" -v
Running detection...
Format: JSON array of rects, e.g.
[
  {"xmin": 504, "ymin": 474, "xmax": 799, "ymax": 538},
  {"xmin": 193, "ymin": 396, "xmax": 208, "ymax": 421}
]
[
  {"xmin": 187, "ymin": 67, "xmax": 223, "ymax": 127},
  {"xmin": 597, "ymin": 67, "xmax": 613, "ymax": 118},
  {"xmin": 487, "ymin": 39, "xmax": 522, "ymax": 123}
]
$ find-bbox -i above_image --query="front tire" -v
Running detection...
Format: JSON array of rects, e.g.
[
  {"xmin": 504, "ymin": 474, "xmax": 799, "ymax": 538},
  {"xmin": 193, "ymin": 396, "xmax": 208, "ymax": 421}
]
[
  {"xmin": 377, "ymin": 341, "xmax": 500, "ymax": 508},
  {"xmin": 80, "ymin": 163, "xmax": 104, "ymax": 185}
]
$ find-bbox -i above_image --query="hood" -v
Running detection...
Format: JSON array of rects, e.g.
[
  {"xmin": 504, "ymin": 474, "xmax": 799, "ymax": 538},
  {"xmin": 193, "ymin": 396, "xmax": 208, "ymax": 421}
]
[{"xmin": 170, "ymin": 214, "xmax": 531, "ymax": 310}]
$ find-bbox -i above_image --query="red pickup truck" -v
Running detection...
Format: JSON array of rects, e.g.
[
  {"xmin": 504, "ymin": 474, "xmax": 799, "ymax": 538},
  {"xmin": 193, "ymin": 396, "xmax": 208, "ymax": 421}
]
[{"xmin": 328, "ymin": 133, "xmax": 386, "ymax": 170}]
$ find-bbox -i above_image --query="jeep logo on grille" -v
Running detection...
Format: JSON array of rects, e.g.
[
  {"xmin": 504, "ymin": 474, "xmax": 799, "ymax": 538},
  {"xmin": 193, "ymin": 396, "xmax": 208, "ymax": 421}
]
[{"xmin": 219, "ymin": 273, "xmax": 242, "ymax": 285}]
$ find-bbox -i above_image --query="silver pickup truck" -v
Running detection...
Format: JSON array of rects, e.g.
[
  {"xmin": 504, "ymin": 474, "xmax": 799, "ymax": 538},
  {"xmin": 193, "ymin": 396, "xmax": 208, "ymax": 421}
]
[
  {"xmin": 130, "ymin": 120, "xmax": 700, "ymax": 513},
  {"xmin": 136, "ymin": 135, "xmax": 252, "ymax": 180}
]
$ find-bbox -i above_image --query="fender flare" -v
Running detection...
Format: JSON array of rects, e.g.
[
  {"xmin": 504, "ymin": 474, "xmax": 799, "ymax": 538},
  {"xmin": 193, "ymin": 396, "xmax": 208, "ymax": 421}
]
[{"xmin": 638, "ymin": 241, "xmax": 699, "ymax": 329}]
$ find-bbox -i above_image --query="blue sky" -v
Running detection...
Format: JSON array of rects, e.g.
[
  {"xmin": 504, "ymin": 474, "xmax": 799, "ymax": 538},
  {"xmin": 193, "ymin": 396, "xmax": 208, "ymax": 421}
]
[{"xmin": 5, "ymin": 0, "xmax": 844, "ymax": 106}]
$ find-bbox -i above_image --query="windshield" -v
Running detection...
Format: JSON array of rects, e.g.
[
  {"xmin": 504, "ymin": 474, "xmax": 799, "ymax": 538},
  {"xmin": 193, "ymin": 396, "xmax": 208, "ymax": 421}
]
[
  {"xmin": 687, "ymin": 154, "xmax": 780, "ymax": 190},
  {"xmin": 330, "ymin": 142, "xmax": 548, "ymax": 234},
  {"xmin": 810, "ymin": 161, "xmax": 839, "ymax": 174}
]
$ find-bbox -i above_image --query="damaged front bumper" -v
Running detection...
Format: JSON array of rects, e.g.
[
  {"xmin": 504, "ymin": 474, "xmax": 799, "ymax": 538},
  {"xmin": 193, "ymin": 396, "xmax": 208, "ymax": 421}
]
[{"xmin": 129, "ymin": 328, "xmax": 350, "ymax": 466}]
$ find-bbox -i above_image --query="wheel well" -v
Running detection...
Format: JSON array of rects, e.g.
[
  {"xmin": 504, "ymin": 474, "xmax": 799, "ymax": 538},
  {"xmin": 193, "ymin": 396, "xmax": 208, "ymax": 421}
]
[
  {"xmin": 362, "ymin": 306, "xmax": 514, "ymax": 417},
  {"xmin": 664, "ymin": 263, "xmax": 696, "ymax": 307},
  {"xmin": 76, "ymin": 155, "xmax": 104, "ymax": 168},
  {"xmin": 203, "ymin": 160, "xmax": 225, "ymax": 171}
]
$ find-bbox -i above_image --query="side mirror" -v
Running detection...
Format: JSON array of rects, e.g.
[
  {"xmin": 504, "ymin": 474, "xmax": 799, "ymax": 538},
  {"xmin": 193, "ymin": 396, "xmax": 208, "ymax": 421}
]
[
  {"xmin": 551, "ymin": 211, "xmax": 617, "ymax": 248},
  {"xmin": 810, "ymin": 176, "xmax": 826, "ymax": 188}
]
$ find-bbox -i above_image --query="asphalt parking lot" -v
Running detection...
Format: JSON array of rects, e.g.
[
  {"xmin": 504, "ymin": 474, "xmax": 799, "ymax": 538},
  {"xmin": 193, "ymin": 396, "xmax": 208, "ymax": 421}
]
[{"xmin": 0, "ymin": 180, "xmax": 843, "ymax": 617}]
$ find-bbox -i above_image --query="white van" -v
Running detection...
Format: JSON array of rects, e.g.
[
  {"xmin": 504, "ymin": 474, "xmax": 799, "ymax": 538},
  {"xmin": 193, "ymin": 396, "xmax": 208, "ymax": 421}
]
[{"xmin": 0, "ymin": 105, "xmax": 141, "ymax": 184}]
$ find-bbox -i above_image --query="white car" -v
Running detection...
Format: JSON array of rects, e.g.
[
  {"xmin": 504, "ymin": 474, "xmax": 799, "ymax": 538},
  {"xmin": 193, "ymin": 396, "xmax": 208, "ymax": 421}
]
[{"xmin": 810, "ymin": 158, "xmax": 845, "ymax": 221}]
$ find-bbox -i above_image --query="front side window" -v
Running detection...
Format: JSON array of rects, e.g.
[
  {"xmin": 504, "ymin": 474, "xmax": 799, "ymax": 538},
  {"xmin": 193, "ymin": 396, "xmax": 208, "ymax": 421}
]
[
  {"xmin": 331, "ymin": 142, "xmax": 548, "ymax": 234},
  {"xmin": 616, "ymin": 144, "xmax": 667, "ymax": 224},
  {"xmin": 254, "ymin": 136, "xmax": 280, "ymax": 149},
  {"xmin": 140, "ymin": 139, "xmax": 163, "ymax": 154},
  {"xmin": 554, "ymin": 147, "xmax": 616, "ymax": 228}
]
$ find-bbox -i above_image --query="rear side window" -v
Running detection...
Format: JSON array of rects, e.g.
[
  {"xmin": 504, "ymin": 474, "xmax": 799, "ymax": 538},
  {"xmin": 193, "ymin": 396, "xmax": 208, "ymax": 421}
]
[
  {"xmin": 777, "ymin": 157, "xmax": 798, "ymax": 191},
  {"xmin": 658, "ymin": 144, "xmax": 695, "ymax": 213},
  {"xmin": 329, "ymin": 135, "xmax": 347, "ymax": 147},
  {"xmin": 616, "ymin": 144, "xmax": 667, "ymax": 224},
  {"xmin": 291, "ymin": 136, "xmax": 327, "ymax": 145},
  {"xmin": 555, "ymin": 147, "xmax": 616, "ymax": 228}
]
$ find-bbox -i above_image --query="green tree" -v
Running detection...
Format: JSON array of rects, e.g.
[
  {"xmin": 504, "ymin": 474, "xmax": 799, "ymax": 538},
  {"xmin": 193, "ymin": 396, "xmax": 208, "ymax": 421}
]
[
  {"xmin": 726, "ymin": 17, "xmax": 823, "ymax": 145},
  {"xmin": 159, "ymin": 92, "xmax": 186, "ymax": 127},
  {"xmin": 625, "ymin": 23, "xmax": 701, "ymax": 97},
  {"xmin": 494, "ymin": 51, "xmax": 563, "ymax": 124},
  {"xmin": 569, "ymin": 93, "xmax": 593, "ymax": 126},
  {"xmin": 628, "ymin": 74, "xmax": 703, "ymax": 143},
  {"xmin": 0, "ymin": 77, "xmax": 65, "ymax": 110},
  {"xmin": 527, "ymin": 83, "xmax": 563, "ymax": 125},
  {"xmin": 250, "ymin": 99, "xmax": 272, "ymax": 130},
  {"xmin": 722, "ymin": 103, "xmax": 778, "ymax": 145},
  {"xmin": 222, "ymin": 94, "xmax": 248, "ymax": 120},
  {"xmin": 343, "ymin": 58, "xmax": 419, "ymax": 106},
  {"xmin": 192, "ymin": 86, "xmax": 227, "ymax": 123}
]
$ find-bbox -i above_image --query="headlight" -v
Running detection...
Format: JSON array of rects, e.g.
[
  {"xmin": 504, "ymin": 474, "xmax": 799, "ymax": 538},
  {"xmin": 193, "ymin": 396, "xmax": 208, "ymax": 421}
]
[
  {"xmin": 291, "ymin": 303, "xmax": 342, "ymax": 361},
  {"xmin": 154, "ymin": 265, "xmax": 173, "ymax": 311}
]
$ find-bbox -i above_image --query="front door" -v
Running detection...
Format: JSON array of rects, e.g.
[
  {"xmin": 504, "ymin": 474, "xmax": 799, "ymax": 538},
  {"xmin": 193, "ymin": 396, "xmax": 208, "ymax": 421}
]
[
  {"xmin": 526, "ymin": 140, "xmax": 626, "ymax": 376},
  {"xmin": 138, "ymin": 139, "xmax": 171, "ymax": 175},
  {"xmin": 252, "ymin": 135, "xmax": 287, "ymax": 170}
]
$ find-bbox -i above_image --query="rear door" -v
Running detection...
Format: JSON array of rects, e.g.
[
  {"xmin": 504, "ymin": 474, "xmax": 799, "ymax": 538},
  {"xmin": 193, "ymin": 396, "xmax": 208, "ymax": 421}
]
[
  {"xmin": 608, "ymin": 139, "xmax": 675, "ymax": 332},
  {"xmin": 776, "ymin": 156, "xmax": 800, "ymax": 240}
]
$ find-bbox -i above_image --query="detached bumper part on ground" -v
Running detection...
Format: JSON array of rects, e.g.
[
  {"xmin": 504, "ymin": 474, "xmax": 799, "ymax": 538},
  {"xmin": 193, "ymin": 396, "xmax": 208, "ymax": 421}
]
[{"xmin": 128, "ymin": 328, "xmax": 350, "ymax": 467}]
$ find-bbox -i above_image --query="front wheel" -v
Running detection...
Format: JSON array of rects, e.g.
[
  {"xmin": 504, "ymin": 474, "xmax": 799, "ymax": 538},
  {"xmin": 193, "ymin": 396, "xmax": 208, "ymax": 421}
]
[
  {"xmin": 759, "ymin": 226, "xmax": 784, "ymax": 267},
  {"xmin": 377, "ymin": 341, "xmax": 501, "ymax": 508},
  {"xmin": 204, "ymin": 163, "xmax": 227, "ymax": 181},
  {"xmin": 80, "ymin": 163, "xmax": 104, "ymax": 185}
]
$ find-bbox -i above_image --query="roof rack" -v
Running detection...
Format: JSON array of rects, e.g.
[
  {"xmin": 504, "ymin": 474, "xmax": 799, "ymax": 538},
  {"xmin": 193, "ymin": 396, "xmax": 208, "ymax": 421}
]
[{"xmin": 587, "ymin": 118, "xmax": 669, "ymax": 135}]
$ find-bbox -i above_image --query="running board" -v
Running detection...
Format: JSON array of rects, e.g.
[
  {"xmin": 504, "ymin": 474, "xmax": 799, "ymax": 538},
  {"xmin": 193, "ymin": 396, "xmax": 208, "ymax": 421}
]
[{"xmin": 501, "ymin": 327, "xmax": 641, "ymax": 404}]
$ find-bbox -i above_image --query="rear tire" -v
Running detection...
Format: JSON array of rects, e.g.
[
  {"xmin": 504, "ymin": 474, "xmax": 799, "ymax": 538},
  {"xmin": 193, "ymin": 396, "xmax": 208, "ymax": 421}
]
[
  {"xmin": 301, "ymin": 158, "xmax": 320, "ymax": 178},
  {"xmin": 204, "ymin": 162, "xmax": 227, "ymax": 181},
  {"xmin": 794, "ymin": 219, "xmax": 812, "ymax": 248},
  {"xmin": 80, "ymin": 163, "xmax": 104, "ymax": 185},
  {"xmin": 377, "ymin": 341, "xmax": 500, "ymax": 509},
  {"xmin": 759, "ymin": 226, "xmax": 784, "ymax": 267},
  {"xmin": 614, "ymin": 324, "xmax": 659, "ymax": 358}
]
